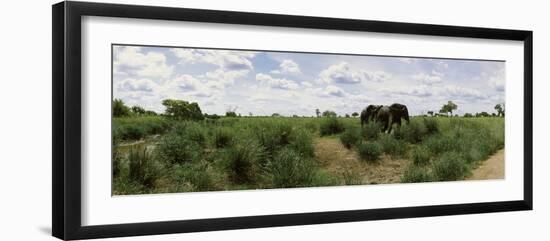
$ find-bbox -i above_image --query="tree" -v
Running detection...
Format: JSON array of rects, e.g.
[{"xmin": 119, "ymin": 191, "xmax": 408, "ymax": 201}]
[
  {"xmin": 345, "ymin": 114, "xmax": 350, "ymax": 118},
  {"xmin": 427, "ymin": 111, "xmax": 434, "ymax": 116},
  {"xmin": 144, "ymin": 110, "xmax": 157, "ymax": 116},
  {"xmin": 131, "ymin": 106, "xmax": 146, "ymax": 115},
  {"xmin": 225, "ymin": 111, "xmax": 237, "ymax": 117},
  {"xmin": 494, "ymin": 103, "xmax": 505, "ymax": 117},
  {"xmin": 322, "ymin": 110, "xmax": 337, "ymax": 118},
  {"xmin": 352, "ymin": 112, "xmax": 359, "ymax": 118},
  {"xmin": 315, "ymin": 109, "xmax": 321, "ymax": 118},
  {"xmin": 272, "ymin": 113, "xmax": 281, "ymax": 117},
  {"xmin": 464, "ymin": 113, "xmax": 473, "ymax": 118},
  {"xmin": 440, "ymin": 101, "xmax": 458, "ymax": 116},
  {"xmin": 162, "ymin": 99, "xmax": 204, "ymax": 121},
  {"xmin": 113, "ymin": 99, "xmax": 130, "ymax": 117}
]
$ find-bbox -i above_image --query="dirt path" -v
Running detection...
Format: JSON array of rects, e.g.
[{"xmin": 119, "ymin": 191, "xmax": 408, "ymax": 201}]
[
  {"xmin": 314, "ymin": 137, "xmax": 411, "ymax": 185},
  {"xmin": 468, "ymin": 149, "xmax": 505, "ymax": 180}
]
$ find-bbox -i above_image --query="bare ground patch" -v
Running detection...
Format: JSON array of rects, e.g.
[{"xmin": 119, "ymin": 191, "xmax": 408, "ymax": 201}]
[
  {"xmin": 314, "ymin": 137, "xmax": 411, "ymax": 185},
  {"xmin": 468, "ymin": 149, "xmax": 505, "ymax": 180}
]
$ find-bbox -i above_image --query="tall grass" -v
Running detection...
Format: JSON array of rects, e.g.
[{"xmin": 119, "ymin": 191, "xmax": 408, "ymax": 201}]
[
  {"xmin": 340, "ymin": 127, "xmax": 362, "ymax": 149},
  {"xmin": 113, "ymin": 116, "xmax": 172, "ymax": 141},
  {"xmin": 128, "ymin": 146, "xmax": 162, "ymax": 188},
  {"xmin": 319, "ymin": 117, "xmax": 345, "ymax": 136},
  {"xmin": 358, "ymin": 142, "xmax": 382, "ymax": 163},
  {"xmin": 265, "ymin": 148, "xmax": 316, "ymax": 188}
]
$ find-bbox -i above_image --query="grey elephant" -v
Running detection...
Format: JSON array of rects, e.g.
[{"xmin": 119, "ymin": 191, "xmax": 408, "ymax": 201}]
[
  {"xmin": 377, "ymin": 103, "xmax": 410, "ymax": 132},
  {"xmin": 360, "ymin": 105, "xmax": 382, "ymax": 127},
  {"xmin": 361, "ymin": 103, "xmax": 410, "ymax": 133}
]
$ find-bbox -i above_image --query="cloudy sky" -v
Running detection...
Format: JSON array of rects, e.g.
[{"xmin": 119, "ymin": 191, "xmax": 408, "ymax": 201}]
[{"xmin": 113, "ymin": 45, "xmax": 505, "ymax": 117}]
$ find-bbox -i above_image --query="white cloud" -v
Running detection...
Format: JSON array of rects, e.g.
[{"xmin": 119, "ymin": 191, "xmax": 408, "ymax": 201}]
[
  {"xmin": 318, "ymin": 62, "xmax": 390, "ymax": 84},
  {"xmin": 113, "ymin": 46, "xmax": 173, "ymax": 79},
  {"xmin": 443, "ymin": 85, "xmax": 487, "ymax": 100},
  {"xmin": 203, "ymin": 69, "xmax": 250, "ymax": 87},
  {"xmin": 256, "ymin": 73, "xmax": 299, "ymax": 90},
  {"xmin": 397, "ymin": 58, "xmax": 418, "ymax": 64},
  {"xmin": 171, "ymin": 49, "xmax": 256, "ymax": 70},
  {"xmin": 313, "ymin": 85, "xmax": 347, "ymax": 97},
  {"xmin": 413, "ymin": 70, "xmax": 444, "ymax": 85},
  {"xmin": 385, "ymin": 85, "xmax": 433, "ymax": 97},
  {"xmin": 271, "ymin": 59, "xmax": 301, "ymax": 74},
  {"xmin": 117, "ymin": 78, "xmax": 158, "ymax": 92},
  {"xmin": 489, "ymin": 69, "xmax": 505, "ymax": 92}
]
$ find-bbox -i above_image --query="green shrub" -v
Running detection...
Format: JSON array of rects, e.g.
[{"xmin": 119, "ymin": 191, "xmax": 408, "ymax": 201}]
[
  {"xmin": 423, "ymin": 135, "xmax": 458, "ymax": 155},
  {"xmin": 423, "ymin": 118, "xmax": 439, "ymax": 135},
  {"xmin": 173, "ymin": 162, "xmax": 215, "ymax": 191},
  {"xmin": 223, "ymin": 141, "xmax": 263, "ymax": 183},
  {"xmin": 128, "ymin": 146, "xmax": 162, "ymax": 188},
  {"xmin": 358, "ymin": 142, "xmax": 381, "ymax": 163},
  {"xmin": 362, "ymin": 122, "xmax": 381, "ymax": 140},
  {"xmin": 340, "ymin": 127, "xmax": 362, "ymax": 149},
  {"xmin": 378, "ymin": 134, "xmax": 407, "ymax": 159},
  {"xmin": 289, "ymin": 128, "xmax": 315, "ymax": 158},
  {"xmin": 432, "ymin": 151, "xmax": 469, "ymax": 181},
  {"xmin": 172, "ymin": 122, "xmax": 207, "ymax": 147},
  {"xmin": 319, "ymin": 117, "xmax": 345, "ymax": 136},
  {"xmin": 112, "ymin": 144, "xmax": 123, "ymax": 178},
  {"xmin": 119, "ymin": 125, "xmax": 146, "ymax": 140},
  {"xmin": 156, "ymin": 132, "xmax": 201, "ymax": 164},
  {"xmin": 401, "ymin": 165, "xmax": 433, "ymax": 183},
  {"xmin": 213, "ymin": 127, "xmax": 233, "ymax": 148},
  {"xmin": 402, "ymin": 120, "xmax": 427, "ymax": 143},
  {"xmin": 342, "ymin": 169, "xmax": 363, "ymax": 185},
  {"xmin": 411, "ymin": 146, "xmax": 431, "ymax": 166},
  {"xmin": 266, "ymin": 148, "xmax": 315, "ymax": 188}
]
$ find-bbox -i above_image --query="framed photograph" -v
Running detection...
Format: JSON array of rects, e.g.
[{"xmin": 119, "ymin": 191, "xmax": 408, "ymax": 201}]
[{"xmin": 52, "ymin": 1, "xmax": 533, "ymax": 240}]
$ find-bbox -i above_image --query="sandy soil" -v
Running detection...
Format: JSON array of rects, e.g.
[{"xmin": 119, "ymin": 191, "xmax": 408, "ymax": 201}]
[
  {"xmin": 314, "ymin": 137, "xmax": 505, "ymax": 184},
  {"xmin": 314, "ymin": 137, "xmax": 411, "ymax": 184},
  {"xmin": 467, "ymin": 149, "xmax": 505, "ymax": 180}
]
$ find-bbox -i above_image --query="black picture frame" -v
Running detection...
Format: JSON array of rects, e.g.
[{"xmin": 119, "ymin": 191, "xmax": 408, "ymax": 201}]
[{"xmin": 52, "ymin": 1, "xmax": 533, "ymax": 240}]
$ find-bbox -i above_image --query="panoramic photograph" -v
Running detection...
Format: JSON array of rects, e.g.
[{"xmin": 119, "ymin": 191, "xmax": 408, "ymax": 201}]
[{"xmin": 111, "ymin": 44, "xmax": 505, "ymax": 195}]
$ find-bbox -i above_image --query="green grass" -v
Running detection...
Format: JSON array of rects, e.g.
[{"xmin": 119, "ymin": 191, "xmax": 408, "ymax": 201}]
[
  {"xmin": 358, "ymin": 142, "xmax": 382, "ymax": 163},
  {"xmin": 112, "ymin": 115, "xmax": 505, "ymax": 194},
  {"xmin": 339, "ymin": 127, "xmax": 362, "ymax": 149}
]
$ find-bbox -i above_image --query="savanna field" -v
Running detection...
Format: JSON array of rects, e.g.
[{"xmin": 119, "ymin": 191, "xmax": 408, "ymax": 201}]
[{"xmin": 112, "ymin": 114, "xmax": 505, "ymax": 195}]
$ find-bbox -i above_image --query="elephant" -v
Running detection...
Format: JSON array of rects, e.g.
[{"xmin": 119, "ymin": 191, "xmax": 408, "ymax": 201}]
[
  {"xmin": 360, "ymin": 105, "xmax": 382, "ymax": 127},
  {"xmin": 361, "ymin": 103, "xmax": 410, "ymax": 133}
]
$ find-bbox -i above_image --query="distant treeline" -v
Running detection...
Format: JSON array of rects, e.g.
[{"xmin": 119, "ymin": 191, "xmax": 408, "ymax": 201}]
[{"xmin": 113, "ymin": 99, "xmax": 505, "ymax": 120}]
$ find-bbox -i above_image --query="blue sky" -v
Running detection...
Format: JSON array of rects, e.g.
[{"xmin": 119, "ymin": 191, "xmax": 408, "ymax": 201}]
[{"xmin": 113, "ymin": 45, "xmax": 505, "ymax": 117}]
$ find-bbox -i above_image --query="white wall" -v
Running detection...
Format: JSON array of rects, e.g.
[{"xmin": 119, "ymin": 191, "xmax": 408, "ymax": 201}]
[{"xmin": 0, "ymin": 0, "xmax": 547, "ymax": 240}]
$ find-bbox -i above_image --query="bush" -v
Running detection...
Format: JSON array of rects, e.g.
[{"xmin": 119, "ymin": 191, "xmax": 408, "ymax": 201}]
[
  {"xmin": 319, "ymin": 117, "xmax": 345, "ymax": 136},
  {"xmin": 432, "ymin": 151, "xmax": 469, "ymax": 181},
  {"xmin": 156, "ymin": 132, "xmax": 201, "ymax": 164},
  {"xmin": 340, "ymin": 127, "xmax": 362, "ymax": 149},
  {"xmin": 212, "ymin": 127, "xmax": 233, "ymax": 148},
  {"xmin": 358, "ymin": 142, "xmax": 381, "ymax": 163},
  {"xmin": 112, "ymin": 144, "xmax": 123, "ymax": 178},
  {"xmin": 401, "ymin": 165, "xmax": 433, "ymax": 183},
  {"xmin": 378, "ymin": 134, "xmax": 407, "ymax": 159},
  {"xmin": 402, "ymin": 120, "xmax": 427, "ymax": 143},
  {"xmin": 128, "ymin": 146, "xmax": 162, "ymax": 188},
  {"xmin": 342, "ymin": 169, "xmax": 363, "ymax": 185},
  {"xmin": 223, "ymin": 141, "xmax": 263, "ymax": 183},
  {"xmin": 289, "ymin": 128, "xmax": 315, "ymax": 158},
  {"xmin": 423, "ymin": 118, "xmax": 439, "ymax": 135},
  {"xmin": 172, "ymin": 122, "xmax": 207, "ymax": 148},
  {"xmin": 118, "ymin": 125, "xmax": 146, "ymax": 140},
  {"xmin": 362, "ymin": 122, "xmax": 381, "ymax": 140},
  {"xmin": 173, "ymin": 162, "xmax": 215, "ymax": 191},
  {"xmin": 410, "ymin": 146, "xmax": 431, "ymax": 166},
  {"xmin": 266, "ymin": 148, "xmax": 315, "ymax": 188}
]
